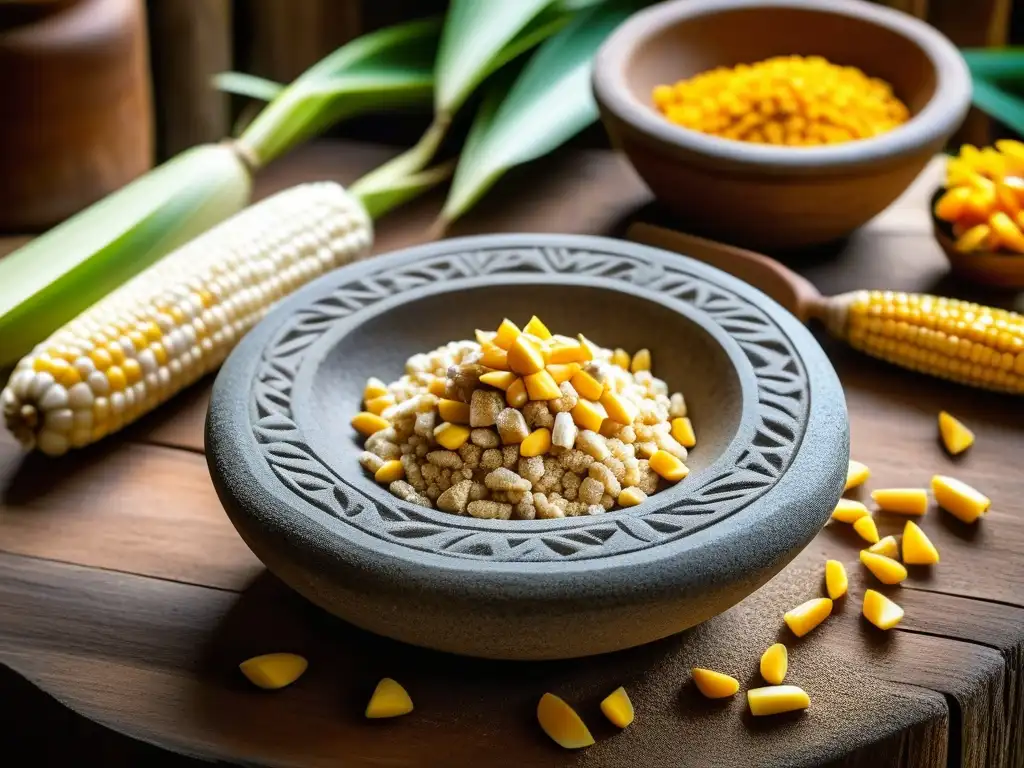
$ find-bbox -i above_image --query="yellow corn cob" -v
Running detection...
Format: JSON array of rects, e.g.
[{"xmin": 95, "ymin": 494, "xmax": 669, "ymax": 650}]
[
  {"xmin": 824, "ymin": 290, "xmax": 1024, "ymax": 394},
  {"xmin": 2, "ymin": 183, "xmax": 372, "ymax": 455}
]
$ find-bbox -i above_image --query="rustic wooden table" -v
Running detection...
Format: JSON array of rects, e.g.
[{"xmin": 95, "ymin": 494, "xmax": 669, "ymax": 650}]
[{"xmin": 1, "ymin": 140, "xmax": 1022, "ymax": 768}]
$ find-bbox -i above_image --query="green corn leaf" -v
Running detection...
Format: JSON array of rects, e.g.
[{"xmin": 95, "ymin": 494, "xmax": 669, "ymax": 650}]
[
  {"xmin": 434, "ymin": 0, "xmax": 559, "ymax": 117},
  {"xmin": 962, "ymin": 48, "xmax": 1024, "ymax": 84},
  {"xmin": 439, "ymin": 2, "xmax": 634, "ymax": 226},
  {"xmin": 355, "ymin": 160, "xmax": 456, "ymax": 221},
  {"xmin": 970, "ymin": 77, "xmax": 1024, "ymax": 136},
  {"xmin": 213, "ymin": 73, "xmax": 285, "ymax": 102}
]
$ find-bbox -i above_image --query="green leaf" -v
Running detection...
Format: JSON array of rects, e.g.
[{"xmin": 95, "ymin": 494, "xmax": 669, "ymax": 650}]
[
  {"xmin": 962, "ymin": 48, "xmax": 1024, "ymax": 84},
  {"xmin": 434, "ymin": 0, "xmax": 559, "ymax": 116},
  {"xmin": 439, "ymin": 2, "xmax": 634, "ymax": 226},
  {"xmin": 212, "ymin": 72, "xmax": 285, "ymax": 102},
  {"xmin": 355, "ymin": 160, "xmax": 456, "ymax": 221},
  {"xmin": 970, "ymin": 77, "xmax": 1024, "ymax": 136},
  {"xmin": 239, "ymin": 18, "xmax": 441, "ymax": 166}
]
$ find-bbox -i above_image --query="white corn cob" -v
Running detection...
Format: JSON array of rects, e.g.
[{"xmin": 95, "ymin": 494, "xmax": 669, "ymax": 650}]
[{"xmin": 2, "ymin": 182, "xmax": 372, "ymax": 455}]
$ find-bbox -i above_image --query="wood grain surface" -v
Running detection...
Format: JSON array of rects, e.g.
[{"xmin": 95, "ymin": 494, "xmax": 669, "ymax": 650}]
[{"xmin": 1, "ymin": 141, "xmax": 1022, "ymax": 767}]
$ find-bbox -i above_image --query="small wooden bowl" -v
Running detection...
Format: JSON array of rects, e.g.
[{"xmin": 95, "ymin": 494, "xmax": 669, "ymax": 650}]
[
  {"xmin": 931, "ymin": 189, "xmax": 1024, "ymax": 289},
  {"xmin": 593, "ymin": 0, "xmax": 972, "ymax": 250}
]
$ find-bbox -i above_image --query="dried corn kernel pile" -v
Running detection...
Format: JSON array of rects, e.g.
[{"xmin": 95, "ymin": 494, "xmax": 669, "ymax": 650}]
[
  {"xmin": 353, "ymin": 317, "xmax": 694, "ymax": 519},
  {"xmin": 652, "ymin": 55, "xmax": 909, "ymax": 146},
  {"xmin": 933, "ymin": 141, "xmax": 1024, "ymax": 253}
]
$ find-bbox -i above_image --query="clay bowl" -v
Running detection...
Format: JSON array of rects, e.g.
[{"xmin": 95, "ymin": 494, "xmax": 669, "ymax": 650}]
[
  {"xmin": 206, "ymin": 234, "xmax": 848, "ymax": 660},
  {"xmin": 931, "ymin": 188, "xmax": 1024, "ymax": 289},
  {"xmin": 592, "ymin": 0, "xmax": 972, "ymax": 250}
]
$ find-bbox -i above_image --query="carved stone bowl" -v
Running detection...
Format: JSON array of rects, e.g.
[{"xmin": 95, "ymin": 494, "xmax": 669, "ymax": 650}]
[{"xmin": 206, "ymin": 234, "xmax": 848, "ymax": 660}]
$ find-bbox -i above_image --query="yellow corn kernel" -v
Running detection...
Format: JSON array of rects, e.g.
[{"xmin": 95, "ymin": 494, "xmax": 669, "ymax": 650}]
[
  {"xmin": 747, "ymin": 685, "xmax": 810, "ymax": 716},
  {"xmin": 475, "ymin": 328, "xmax": 496, "ymax": 345},
  {"xmin": 480, "ymin": 343, "xmax": 509, "ymax": 370},
  {"xmin": 106, "ymin": 365, "xmax": 127, "ymax": 392},
  {"xmin": 524, "ymin": 370, "xmax": 562, "ymax": 401},
  {"xmin": 825, "ymin": 559, "xmax": 848, "ymax": 599},
  {"xmin": 938, "ymin": 411, "xmax": 974, "ymax": 455},
  {"xmin": 123, "ymin": 358, "xmax": 142, "ymax": 385},
  {"xmin": 783, "ymin": 597, "xmax": 832, "ymax": 637},
  {"xmin": 428, "ymin": 378, "xmax": 447, "ymax": 397},
  {"xmin": 631, "ymin": 348, "xmax": 651, "ymax": 372},
  {"xmin": 365, "ymin": 678, "xmax": 413, "ymax": 719},
  {"xmin": 364, "ymin": 377, "xmax": 388, "ymax": 401},
  {"xmin": 507, "ymin": 334, "xmax": 545, "ymax": 375},
  {"xmin": 548, "ymin": 340, "xmax": 587, "ymax": 364},
  {"xmin": 867, "ymin": 535, "xmax": 899, "ymax": 560},
  {"xmin": 863, "ymin": 589, "xmax": 904, "ymax": 630},
  {"xmin": 845, "ymin": 459, "xmax": 870, "ymax": 491},
  {"xmin": 956, "ymin": 223, "xmax": 991, "ymax": 252},
  {"xmin": 571, "ymin": 399, "xmax": 607, "ymax": 432},
  {"xmin": 88, "ymin": 347, "xmax": 113, "ymax": 370},
  {"xmin": 691, "ymin": 668, "xmax": 739, "ymax": 699},
  {"xmin": 523, "ymin": 315, "xmax": 552, "ymax": 340},
  {"xmin": 493, "ymin": 318, "xmax": 521, "ymax": 350},
  {"xmin": 610, "ymin": 348, "xmax": 631, "ymax": 369},
  {"xmin": 576, "ymin": 334, "xmax": 599, "ymax": 361},
  {"xmin": 546, "ymin": 363, "xmax": 580, "ymax": 384},
  {"xmin": 618, "ymin": 487, "xmax": 647, "ymax": 507},
  {"xmin": 438, "ymin": 398, "xmax": 471, "ymax": 423},
  {"xmin": 760, "ymin": 643, "xmax": 788, "ymax": 685},
  {"xmin": 506, "ymin": 377, "xmax": 528, "ymax": 408},
  {"xmin": 536, "ymin": 693, "xmax": 594, "ymax": 749},
  {"xmin": 434, "ymin": 422, "xmax": 471, "ymax": 450},
  {"xmin": 872, "ymin": 488, "xmax": 928, "ymax": 516},
  {"xmin": 934, "ymin": 185, "xmax": 972, "ymax": 221},
  {"xmin": 649, "ymin": 449, "xmax": 689, "ymax": 482},
  {"xmin": 365, "ymin": 394, "xmax": 395, "ymax": 415},
  {"xmin": 600, "ymin": 687, "xmax": 634, "ymax": 729},
  {"xmin": 991, "ymin": 211, "xmax": 1024, "ymax": 253},
  {"xmin": 670, "ymin": 416, "xmax": 696, "ymax": 448},
  {"xmin": 600, "ymin": 389, "xmax": 638, "ymax": 425},
  {"xmin": 859, "ymin": 550, "xmax": 908, "ymax": 585},
  {"xmin": 479, "ymin": 370, "xmax": 517, "ymax": 390},
  {"xmin": 521, "ymin": 428, "xmax": 552, "ymax": 457},
  {"xmin": 239, "ymin": 653, "xmax": 308, "ymax": 690},
  {"xmin": 374, "ymin": 460, "xmax": 405, "ymax": 484},
  {"xmin": 853, "ymin": 515, "xmax": 879, "ymax": 543},
  {"xmin": 352, "ymin": 411, "xmax": 389, "ymax": 437},
  {"xmin": 832, "ymin": 498, "xmax": 870, "ymax": 523},
  {"xmin": 931, "ymin": 474, "xmax": 990, "ymax": 523},
  {"xmin": 902, "ymin": 520, "xmax": 939, "ymax": 564},
  {"xmin": 570, "ymin": 369, "xmax": 603, "ymax": 400}
]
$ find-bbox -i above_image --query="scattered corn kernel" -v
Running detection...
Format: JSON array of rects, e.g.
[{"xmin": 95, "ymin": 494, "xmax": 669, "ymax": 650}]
[
  {"xmin": 239, "ymin": 653, "xmax": 308, "ymax": 690},
  {"xmin": 475, "ymin": 328, "xmax": 496, "ymax": 345},
  {"xmin": 654, "ymin": 56, "xmax": 909, "ymax": 147},
  {"xmin": 872, "ymin": 488, "xmax": 928, "ymax": 516},
  {"xmin": 600, "ymin": 687, "xmax": 634, "ymax": 729},
  {"xmin": 670, "ymin": 416, "xmax": 696, "ymax": 448},
  {"xmin": 479, "ymin": 371, "xmax": 517, "ymax": 391},
  {"xmin": 438, "ymin": 398, "xmax": 471, "ymax": 423},
  {"xmin": 507, "ymin": 334, "xmax": 545, "ymax": 375},
  {"xmin": 825, "ymin": 559, "xmax": 848, "ymax": 599},
  {"xmin": 480, "ymin": 343, "xmax": 509, "ymax": 370},
  {"xmin": 571, "ymin": 399, "xmax": 607, "ymax": 432},
  {"xmin": 938, "ymin": 411, "xmax": 974, "ymax": 455},
  {"xmin": 601, "ymin": 389, "xmax": 638, "ymax": 425},
  {"xmin": 649, "ymin": 449, "xmax": 689, "ymax": 482},
  {"xmin": 365, "ymin": 394, "xmax": 395, "ymax": 415},
  {"xmin": 494, "ymin": 318, "xmax": 521, "ymax": 350},
  {"xmin": 537, "ymin": 693, "xmax": 594, "ymax": 749},
  {"xmin": 523, "ymin": 315, "xmax": 552, "ymax": 340},
  {"xmin": 902, "ymin": 520, "xmax": 940, "ymax": 564},
  {"xmin": 505, "ymin": 377, "xmax": 528, "ymax": 408},
  {"xmin": 611, "ymin": 348, "xmax": 631, "ymax": 369},
  {"xmin": 784, "ymin": 597, "xmax": 832, "ymax": 637},
  {"xmin": 570, "ymin": 369, "xmax": 603, "ymax": 400},
  {"xmin": 546, "ymin": 363, "xmax": 580, "ymax": 384},
  {"xmin": 931, "ymin": 474, "xmax": 990, "ymax": 523},
  {"xmin": 631, "ymin": 348, "xmax": 651, "ymax": 372},
  {"xmin": 434, "ymin": 422, "xmax": 471, "ymax": 450},
  {"xmin": 428, "ymin": 378, "xmax": 447, "ymax": 397},
  {"xmin": 365, "ymin": 678, "xmax": 413, "ymax": 718},
  {"xmin": 352, "ymin": 411, "xmax": 389, "ymax": 437},
  {"xmin": 524, "ymin": 370, "xmax": 562, "ymax": 401},
  {"xmin": 520, "ymin": 428, "xmax": 552, "ymax": 457},
  {"xmin": 860, "ymin": 550, "xmax": 908, "ymax": 585},
  {"xmin": 618, "ymin": 486, "xmax": 647, "ymax": 507},
  {"xmin": 853, "ymin": 515, "xmax": 880, "ymax": 544},
  {"xmin": 577, "ymin": 334, "xmax": 599, "ymax": 361},
  {"xmin": 363, "ymin": 377, "xmax": 388, "ymax": 401},
  {"xmin": 863, "ymin": 589, "xmax": 904, "ymax": 630},
  {"xmin": 868, "ymin": 535, "xmax": 899, "ymax": 560},
  {"xmin": 374, "ymin": 460, "xmax": 405, "ymax": 484},
  {"xmin": 691, "ymin": 668, "xmax": 739, "ymax": 699},
  {"xmin": 760, "ymin": 643, "xmax": 787, "ymax": 685},
  {"xmin": 845, "ymin": 460, "xmax": 871, "ymax": 491},
  {"xmin": 747, "ymin": 685, "xmax": 810, "ymax": 716},
  {"xmin": 831, "ymin": 498, "xmax": 870, "ymax": 523},
  {"xmin": 548, "ymin": 340, "xmax": 587, "ymax": 364}
]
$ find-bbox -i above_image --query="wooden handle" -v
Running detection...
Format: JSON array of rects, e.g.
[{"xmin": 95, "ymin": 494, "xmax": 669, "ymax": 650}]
[{"xmin": 625, "ymin": 223, "xmax": 825, "ymax": 323}]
